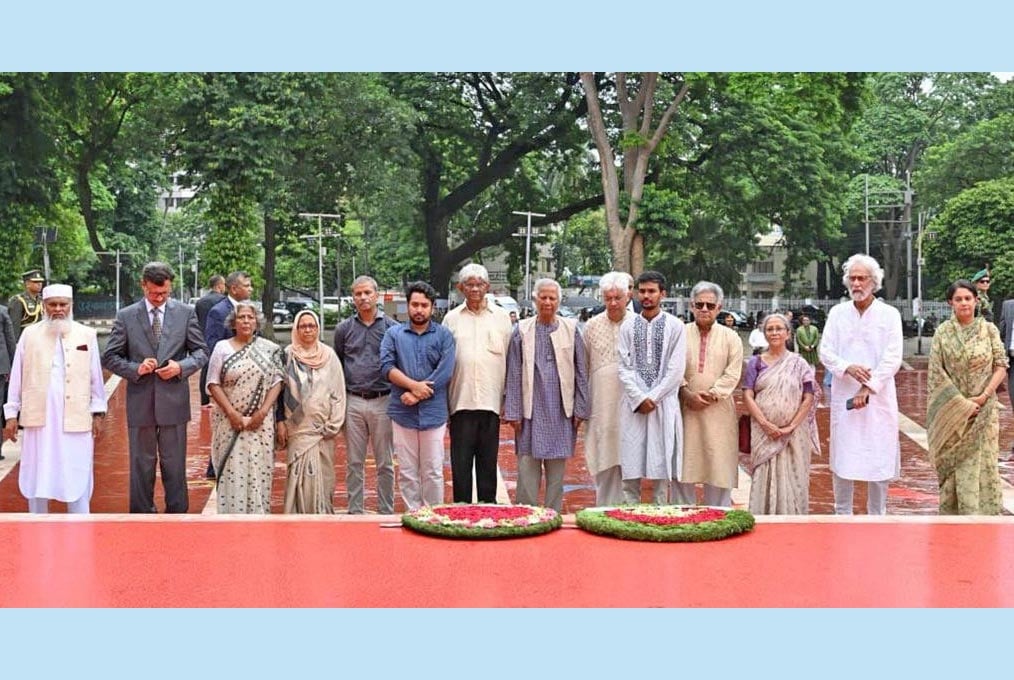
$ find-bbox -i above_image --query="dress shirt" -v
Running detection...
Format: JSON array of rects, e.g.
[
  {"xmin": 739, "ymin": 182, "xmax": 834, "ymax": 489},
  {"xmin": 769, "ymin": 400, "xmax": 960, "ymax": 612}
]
[
  {"xmin": 380, "ymin": 321, "xmax": 456, "ymax": 431},
  {"xmin": 443, "ymin": 303, "xmax": 512, "ymax": 414}
]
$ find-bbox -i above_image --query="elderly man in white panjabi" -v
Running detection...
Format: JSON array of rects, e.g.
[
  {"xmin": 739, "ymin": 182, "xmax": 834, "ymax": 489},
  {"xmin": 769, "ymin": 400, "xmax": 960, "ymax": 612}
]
[
  {"xmin": 819, "ymin": 254, "xmax": 903, "ymax": 515},
  {"xmin": 2, "ymin": 284, "xmax": 106, "ymax": 513},
  {"xmin": 583, "ymin": 271, "xmax": 635, "ymax": 505}
]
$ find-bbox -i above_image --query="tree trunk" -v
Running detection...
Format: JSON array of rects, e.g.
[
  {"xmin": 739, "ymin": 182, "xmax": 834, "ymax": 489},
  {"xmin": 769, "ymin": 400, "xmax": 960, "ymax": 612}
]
[
  {"xmin": 263, "ymin": 210, "xmax": 278, "ymax": 332},
  {"xmin": 581, "ymin": 72, "xmax": 688, "ymax": 276}
]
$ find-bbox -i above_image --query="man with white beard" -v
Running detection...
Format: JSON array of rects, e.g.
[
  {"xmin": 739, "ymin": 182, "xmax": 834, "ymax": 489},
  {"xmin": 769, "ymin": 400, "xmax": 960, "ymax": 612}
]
[
  {"xmin": 819, "ymin": 254, "xmax": 903, "ymax": 515},
  {"xmin": 2, "ymin": 284, "xmax": 106, "ymax": 513}
]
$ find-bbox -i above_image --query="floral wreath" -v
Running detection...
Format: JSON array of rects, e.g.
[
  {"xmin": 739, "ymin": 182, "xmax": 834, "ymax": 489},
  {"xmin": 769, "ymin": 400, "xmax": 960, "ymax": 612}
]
[
  {"xmin": 401, "ymin": 503, "xmax": 562, "ymax": 539},
  {"xmin": 576, "ymin": 505, "xmax": 755, "ymax": 542}
]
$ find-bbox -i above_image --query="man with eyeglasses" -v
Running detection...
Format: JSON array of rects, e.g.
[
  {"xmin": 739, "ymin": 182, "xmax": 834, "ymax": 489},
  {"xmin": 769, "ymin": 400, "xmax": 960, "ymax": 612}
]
[
  {"xmin": 971, "ymin": 268, "xmax": 994, "ymax": 323},
  {"xmin": 819, "ymin": 254, "xmax": 903, "ymax": 515},
  {"xmin": 675, "ymin": 281, "xmax": 743, "ymax": 507},
  {"xmin": 617, "ymin": 271, "xmax": 686, "ymax": 504},
  {"xmin": 102, "ymin": 262, "xmax": 209, "ymax": 513}
]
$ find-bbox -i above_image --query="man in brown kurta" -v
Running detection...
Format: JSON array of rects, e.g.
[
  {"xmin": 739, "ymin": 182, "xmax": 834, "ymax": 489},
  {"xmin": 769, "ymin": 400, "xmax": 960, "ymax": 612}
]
[{"xmin": 675, "ymin": 281, "xmax": 743, "ymax": 507}]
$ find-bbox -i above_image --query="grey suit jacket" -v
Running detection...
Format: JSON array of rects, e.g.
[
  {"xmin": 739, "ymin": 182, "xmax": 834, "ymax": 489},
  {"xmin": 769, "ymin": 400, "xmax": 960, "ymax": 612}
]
[
  {"xmin": 1001, "ymin": 298, "xmax": 1014, "ymax": 356},
  {"xmin": 101, "ymin": 298, "xmax": 209, "ymax": 427},
  {"xmin": 0, "ymin": 305, "xmax": 15, "ymax": 376}
]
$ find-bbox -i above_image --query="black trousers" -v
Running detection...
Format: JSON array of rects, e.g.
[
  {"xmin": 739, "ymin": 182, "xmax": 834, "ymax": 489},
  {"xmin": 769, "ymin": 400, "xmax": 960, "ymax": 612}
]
[{"xmin": 449, "ymin": 410, "xmax": 500, "ymax": 503}]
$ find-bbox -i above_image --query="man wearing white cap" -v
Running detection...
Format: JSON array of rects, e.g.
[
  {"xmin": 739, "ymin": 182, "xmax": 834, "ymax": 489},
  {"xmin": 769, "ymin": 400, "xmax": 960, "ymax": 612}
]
[{"xmin": 3, "ymin": 284, "xmax": 107, "ymax": 513}]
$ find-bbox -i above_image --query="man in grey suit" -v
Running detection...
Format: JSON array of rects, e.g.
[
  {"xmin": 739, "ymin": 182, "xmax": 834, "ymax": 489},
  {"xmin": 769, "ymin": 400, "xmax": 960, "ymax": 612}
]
[
  {"xmin": 102, "ymin": 262, "xmax": 208, "ymax": 513},
  {"xmin": 0, "ymin": 305, "xmax": 16, "ymax": 459},
  {"xmin": 1000, "ymin": 296, "xmax": 1014, "ymax": 461}
]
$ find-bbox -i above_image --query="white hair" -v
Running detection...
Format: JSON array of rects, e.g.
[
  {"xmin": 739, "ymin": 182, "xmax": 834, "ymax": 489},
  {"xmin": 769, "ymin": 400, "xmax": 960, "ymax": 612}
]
[
  {"xmin": 457, "ymin": 263, "xmax": 490, "ymax": 284},
  {"xmin": 531, "ymin": 278, "xmax": 561, "ymax": 300},
  {"xmin": 841, "ymin": 254, "xmax": 884, "ymax": 292},
  {"xmin": 599, "ymin": 271, "xmax": 633, "ymax": 295},
  {"xmin": 691, "ymin": 280, "xmax": 724, "ymax": 305},
  {"xmin": 762, "ymin": 313, "xmax": 791, "ymax": 332}
]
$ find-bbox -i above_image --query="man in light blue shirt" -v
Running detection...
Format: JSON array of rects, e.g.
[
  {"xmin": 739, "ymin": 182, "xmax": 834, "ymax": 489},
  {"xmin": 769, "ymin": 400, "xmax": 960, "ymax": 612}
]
[{"xmin": 380, "ymin": 281, "xmax": 456, "ymax": 510}]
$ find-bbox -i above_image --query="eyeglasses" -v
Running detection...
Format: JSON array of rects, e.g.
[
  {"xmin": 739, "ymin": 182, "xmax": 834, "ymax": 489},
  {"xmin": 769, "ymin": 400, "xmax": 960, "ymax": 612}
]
[
  {"xmin": 296, "ymin": 324, "xmax": 318, "ymax": 330},
  {"xmin": 979, "ymin": 278, "xmax": 990, "ymax": 284},
  {"xmin": 693, "ymin": 301, "xmax": 718, "ymax": 311}
]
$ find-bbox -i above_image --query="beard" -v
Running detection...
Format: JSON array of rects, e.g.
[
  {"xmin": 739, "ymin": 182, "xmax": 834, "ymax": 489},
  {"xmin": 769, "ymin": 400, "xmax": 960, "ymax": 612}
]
[
  {"xmin": 849, "ymin": 289, "xmax": 870, "ymax": 302},
  {"xmin": 42, "ymin": 316, "xmax": 73, "ymax": 337}
]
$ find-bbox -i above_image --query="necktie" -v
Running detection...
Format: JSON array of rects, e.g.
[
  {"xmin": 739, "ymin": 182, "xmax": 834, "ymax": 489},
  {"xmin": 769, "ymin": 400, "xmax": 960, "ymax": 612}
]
[{"xmin": 152, "ymin": 307, "xmax": 162, "ymax": 343}]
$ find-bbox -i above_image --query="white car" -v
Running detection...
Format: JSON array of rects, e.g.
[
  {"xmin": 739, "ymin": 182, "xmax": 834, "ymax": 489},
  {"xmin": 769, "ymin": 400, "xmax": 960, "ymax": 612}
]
[
  {"xmin": 322, "ymin": 296, "xmax": 353, "ymax": 314},
  {"xmin": 493, "ymin": 296, "xmax": 520, "ymax": 314}
]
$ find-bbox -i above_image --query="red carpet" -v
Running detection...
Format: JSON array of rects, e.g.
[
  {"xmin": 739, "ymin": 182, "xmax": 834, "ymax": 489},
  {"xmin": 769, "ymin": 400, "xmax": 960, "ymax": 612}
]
[{"xmin": 2, "ymin": 517, "xmax": 1013, "ymax": 607}]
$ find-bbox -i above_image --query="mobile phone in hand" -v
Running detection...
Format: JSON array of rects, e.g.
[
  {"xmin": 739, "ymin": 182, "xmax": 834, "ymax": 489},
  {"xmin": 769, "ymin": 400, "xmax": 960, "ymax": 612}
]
[{"xmin": 845, "ymin": 397, "xmax": 855, "ymax": 410}]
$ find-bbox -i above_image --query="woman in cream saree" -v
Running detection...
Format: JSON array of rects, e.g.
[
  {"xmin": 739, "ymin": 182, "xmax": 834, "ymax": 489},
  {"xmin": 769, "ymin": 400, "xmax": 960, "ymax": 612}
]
[
  {"xmin": 279, "ymin": 310, "xmax": 346, "ymax": 514},
  {"xmin": 743, "ymin": 313, "xmax": 822, "ymax": 515}
]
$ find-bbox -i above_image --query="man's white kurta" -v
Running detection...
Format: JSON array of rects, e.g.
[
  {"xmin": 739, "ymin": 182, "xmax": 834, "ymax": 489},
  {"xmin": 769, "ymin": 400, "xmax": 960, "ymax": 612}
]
[
  {"xmin": 617, "ymin": 312, "xmax": 686, "ymax": 481},
  {"xmin": 819, "ymin": 298, "xmax": 903, "ymax": 481},
  {"xmin": 4, "ymin": 333, "xmax": 106, "ymax": 502}
]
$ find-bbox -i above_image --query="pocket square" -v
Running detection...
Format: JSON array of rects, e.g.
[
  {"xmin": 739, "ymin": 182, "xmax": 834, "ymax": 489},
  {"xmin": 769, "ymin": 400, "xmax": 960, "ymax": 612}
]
[{"xmin": 76, "ymin": 344, "xmax": 88, "ymax": 351}]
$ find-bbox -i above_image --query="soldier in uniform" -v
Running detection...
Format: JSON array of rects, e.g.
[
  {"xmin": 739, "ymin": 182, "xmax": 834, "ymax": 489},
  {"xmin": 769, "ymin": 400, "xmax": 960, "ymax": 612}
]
[
  {"xmin": 8, "ymin": 269, "xmax": 46, "ymax": 341},
  {"xmin": 971, "ymin": 268, "xmax": 994, "ymax": 324}
]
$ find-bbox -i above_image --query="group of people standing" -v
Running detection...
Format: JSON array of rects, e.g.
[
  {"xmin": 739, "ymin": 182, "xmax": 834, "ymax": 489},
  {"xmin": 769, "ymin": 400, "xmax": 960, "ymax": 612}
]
[{"xmin": 1, "ymin": 251, "xmax": 1011, "ymax": 518}]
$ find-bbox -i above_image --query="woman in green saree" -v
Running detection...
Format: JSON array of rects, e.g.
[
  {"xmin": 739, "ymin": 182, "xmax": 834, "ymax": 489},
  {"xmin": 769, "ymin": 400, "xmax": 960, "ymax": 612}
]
[{"xmin": 927, "ymin": 280, "xmax": 1008, "ymax": 515}]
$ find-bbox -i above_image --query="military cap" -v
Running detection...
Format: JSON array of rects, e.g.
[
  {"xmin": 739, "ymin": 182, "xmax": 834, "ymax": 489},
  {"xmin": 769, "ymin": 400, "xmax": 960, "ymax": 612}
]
[{"xmin": 22, "ymin": 269, "xmax": 45, "ymax": 282}]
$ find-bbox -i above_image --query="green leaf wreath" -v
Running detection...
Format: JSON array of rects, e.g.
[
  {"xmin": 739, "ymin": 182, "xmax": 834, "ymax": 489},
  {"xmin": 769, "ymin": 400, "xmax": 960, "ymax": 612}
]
[{"xmin": 576, "ymin": 505, "xmax": 755, "ymax": 542}]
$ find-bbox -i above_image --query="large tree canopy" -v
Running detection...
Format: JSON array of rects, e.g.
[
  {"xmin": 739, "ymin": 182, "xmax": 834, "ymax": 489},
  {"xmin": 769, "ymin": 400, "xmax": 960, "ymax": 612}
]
[
  {"xmin": 387, "ymin": 72, "xmax": 603, "ymax": 295},
  {"xmin": 924, "ymin": 177, "xmax": 1014, "ymax": 304}
]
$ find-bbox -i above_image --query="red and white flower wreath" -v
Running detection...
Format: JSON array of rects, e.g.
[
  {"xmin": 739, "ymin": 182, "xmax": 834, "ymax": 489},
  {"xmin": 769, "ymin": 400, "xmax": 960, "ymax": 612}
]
[
  {"xmin": 576, "ymin": 504, "xmax": 755, "ymax": 542},
  {"xmin": 402, "ymin": 503, "xmax": 562, "ymax": 539}
]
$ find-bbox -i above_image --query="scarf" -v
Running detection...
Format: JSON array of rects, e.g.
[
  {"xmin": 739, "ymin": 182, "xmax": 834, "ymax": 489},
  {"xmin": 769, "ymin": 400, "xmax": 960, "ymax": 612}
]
[{"xmin": 289, "ymin": 310, "xmax": 330, "ymax": 369}]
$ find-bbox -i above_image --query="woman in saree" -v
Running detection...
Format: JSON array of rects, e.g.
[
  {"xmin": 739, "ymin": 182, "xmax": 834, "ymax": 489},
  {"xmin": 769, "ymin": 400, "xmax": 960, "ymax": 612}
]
[
  {"xmin": 206, "ymin": 301, "xmax": 284, "ymax": 514},
  {"xmin": 278, "ymin": 310, "xmax": 346, "ymax": 514},
  {"xmin": 927, "ymin": 280, "xmax": 1008, "ymax": 515},
  {"xmin": 743, "ymin": 313, "xmax": 822, "ymax": 514}
]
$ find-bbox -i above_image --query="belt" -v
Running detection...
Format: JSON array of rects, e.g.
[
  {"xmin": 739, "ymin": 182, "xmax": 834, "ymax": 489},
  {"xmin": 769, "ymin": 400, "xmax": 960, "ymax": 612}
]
[{"xmin": 348, "ymin": 389, "xmax": 391, "ymax": 400}]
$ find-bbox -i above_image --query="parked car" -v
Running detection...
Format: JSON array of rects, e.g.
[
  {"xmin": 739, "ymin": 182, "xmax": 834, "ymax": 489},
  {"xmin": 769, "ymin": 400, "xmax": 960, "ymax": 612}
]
[
  {"xmin": 248, "ymin": 301, "xmax": 293, "ymax": 325},
  {"xmin": 494, "ymin": 295, "xmax": 520, "ymax": 314},
  {"xmin": 903, "ymin": 317, "xmax": 936, "ymax": 337},
  {"xmin": 281, "ymin": 297, "xmax": 316, "ymax": 319},
  {"xmin": 716, "ymin": 310, "xmax": 751, "ymax": 329},
  {"xmin": 792, "ymin": 304, "xmax": 826, "ymax": 329}
]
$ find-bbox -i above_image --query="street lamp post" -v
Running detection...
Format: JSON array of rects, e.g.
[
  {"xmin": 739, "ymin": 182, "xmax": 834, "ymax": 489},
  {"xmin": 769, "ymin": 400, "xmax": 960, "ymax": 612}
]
[
  {"xmin": 298, "ymin": 212, "xmax": 342, "ymax": 310},
  {"xmin": 178, "ymin": 244, "xmax": 186, "ymax": 301},
  {"xmin": 915, "ymin": 211, "xmax": 936, "ymax": 356},
  {"xmin": 512, "ymin": 209, "xmax": 546, "ymax": 304},
  {"xmin": 96, "ymin": 249, "xmax": 141, "ymax": 313}
]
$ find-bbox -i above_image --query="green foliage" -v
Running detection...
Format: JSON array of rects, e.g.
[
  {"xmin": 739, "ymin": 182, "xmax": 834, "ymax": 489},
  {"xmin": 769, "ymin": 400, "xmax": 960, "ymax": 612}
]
[
  {"xmin": 924, "ymin": 177, "xmax": 1014, "ymax": 303},
  {"xmin": 916, "ymin": 113, "xmax": 1014, "ymax": 210},
  {"xmin": 553, "ymin": 209, "xmax": 611, "ymax": 280},
  {"xmin": 202, "ymin": 190, "xmax": 263, "ymax": 286},
  {"xmin": 575, "ymin": 506, "xmax": 756, "ymax": 542}
]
